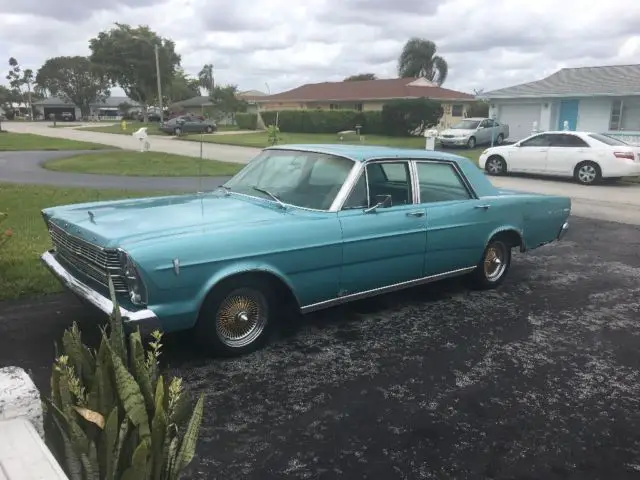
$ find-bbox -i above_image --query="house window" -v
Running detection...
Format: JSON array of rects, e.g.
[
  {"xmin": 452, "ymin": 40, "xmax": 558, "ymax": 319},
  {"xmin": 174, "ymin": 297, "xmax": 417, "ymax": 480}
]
[
  {"xmin": 329, "ymin": 104, "xmax": 341, "ymax": 110},
  {"xmin": 609, "ymin": 99, "xmax": 623, "ymax": 131},
  {"xmin": 355, "ymin": 103, "xmax": 363, "ymax": 112},
  {"xmin": 451, "ymin": 104, "xmax": 464, "ymax": 117}
]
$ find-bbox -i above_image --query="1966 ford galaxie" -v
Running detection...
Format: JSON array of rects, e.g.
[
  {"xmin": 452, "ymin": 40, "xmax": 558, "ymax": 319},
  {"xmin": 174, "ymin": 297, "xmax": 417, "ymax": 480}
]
[{"xmin": 41, "ymin": 144, "xmax": 571, "ymax": 356}]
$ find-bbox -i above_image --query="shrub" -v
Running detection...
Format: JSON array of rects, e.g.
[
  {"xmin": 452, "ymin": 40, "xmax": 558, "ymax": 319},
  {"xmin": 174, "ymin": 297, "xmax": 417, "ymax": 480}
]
[
  {"xmin": 267, "ymin": 124, "xmax": 281, "ymax": 145},
  {"xmin": 381, "ymin": 98, "xmax": 443, "ymax": 136},
  {"xmin": 260, "ymin": 110, "xmax": 384, "ymax": 135},
  {"xmin": 235, "ymin": 113, "xmax": 258, "ymax": 130},
  {"xmin": 44, "ymin": 278, "xmax": 204, "ymax": 480}
]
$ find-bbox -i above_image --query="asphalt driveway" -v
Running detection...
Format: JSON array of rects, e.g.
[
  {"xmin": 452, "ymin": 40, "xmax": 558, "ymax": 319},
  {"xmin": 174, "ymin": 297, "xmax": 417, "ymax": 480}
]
[
  {"xmin": 0, "ymin": 150, "xmax": 231, "ymax": 190},
  {"xmin": 1, "ymin": 216, "xmax": 640, "ymax": 479}
]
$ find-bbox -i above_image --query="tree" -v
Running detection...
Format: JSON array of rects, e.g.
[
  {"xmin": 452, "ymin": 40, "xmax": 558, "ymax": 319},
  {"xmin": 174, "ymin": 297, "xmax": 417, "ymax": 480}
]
[
  {"xmin": 89, "ymin": 23, "xmax": 181, "ymax": 121},
  {"xmin": 343, "ymin": 73, "xmax": 377, "ymax": 81},
  {"xmin": 7, "ymin": 57, "xmax": 34, "ymax": 118},
  {"xmin": 209, "ymin": 84, "xmax": 247, "ymax": 120},
  {"xmin": 35, "ymin": 56, "xmax": 110, "ymax": 119},
  {"xmin": 198, "ymin": 64, "xmax": 214, "ymax": 95},
  {"xmin": 167, "ymin": 68, "xmax": 200, "ymax": 104},
  {"xmin": 397, "ymin": 38, "xmax": 448, "ymax": 86}
]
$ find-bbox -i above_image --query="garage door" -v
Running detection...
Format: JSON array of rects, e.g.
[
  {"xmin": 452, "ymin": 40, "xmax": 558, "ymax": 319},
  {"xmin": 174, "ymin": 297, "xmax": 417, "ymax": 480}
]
[{"xmin": 498, "ymin": 104, "xmax": 542, "ymax": 141}]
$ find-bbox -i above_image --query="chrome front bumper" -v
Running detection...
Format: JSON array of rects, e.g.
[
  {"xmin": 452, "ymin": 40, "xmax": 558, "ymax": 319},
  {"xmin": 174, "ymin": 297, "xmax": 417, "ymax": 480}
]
[
  {"xmin": 557, "ymin": 221, "xmax": 569, "ymax": 241},
  {"xmin": 41, "ymin": 250, "xmax": 160, "ymax": 332}
]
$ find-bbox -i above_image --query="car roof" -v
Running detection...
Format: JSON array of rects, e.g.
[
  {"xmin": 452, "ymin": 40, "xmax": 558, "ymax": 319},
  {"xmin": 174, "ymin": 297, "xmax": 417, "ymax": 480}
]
[{"xmin": 264, "ymin": 144, "xmax": 472, "ymax": 164}]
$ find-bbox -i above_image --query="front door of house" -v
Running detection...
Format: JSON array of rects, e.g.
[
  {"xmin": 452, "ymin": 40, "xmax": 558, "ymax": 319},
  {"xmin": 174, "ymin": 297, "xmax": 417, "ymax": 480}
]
[{"xmin": 558, "ymin": 99, "xmax": 579, "ymax": 130}]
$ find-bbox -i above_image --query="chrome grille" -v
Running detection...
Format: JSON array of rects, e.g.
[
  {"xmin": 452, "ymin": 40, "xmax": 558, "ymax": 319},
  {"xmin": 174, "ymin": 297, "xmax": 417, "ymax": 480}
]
[{"xmin": 48, "ymin": 222, "xmax": 127, "ymax": 293}]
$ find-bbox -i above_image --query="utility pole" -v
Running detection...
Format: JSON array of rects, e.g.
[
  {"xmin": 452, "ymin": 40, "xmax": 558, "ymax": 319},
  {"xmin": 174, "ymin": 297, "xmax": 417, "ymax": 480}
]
[{"xmin": 154, "ymin": 44, "xmax": 163, "ymax": 123}]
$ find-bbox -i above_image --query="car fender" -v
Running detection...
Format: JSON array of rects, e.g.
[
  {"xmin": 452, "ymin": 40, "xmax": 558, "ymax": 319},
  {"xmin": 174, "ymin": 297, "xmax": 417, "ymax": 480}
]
[
  {"xmin": 486, "ymin": 224, "xmax": 526, "ymax": 253},
  {"xmin": 196, "ymin": 260, "xmax": 300, "ymax": 312}
]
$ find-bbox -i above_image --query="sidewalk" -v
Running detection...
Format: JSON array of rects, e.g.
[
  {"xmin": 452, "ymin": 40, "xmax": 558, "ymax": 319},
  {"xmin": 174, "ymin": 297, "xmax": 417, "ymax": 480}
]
[{"xmin": 3, "ymin": 122, "xmax": 261, "ymax": 164}]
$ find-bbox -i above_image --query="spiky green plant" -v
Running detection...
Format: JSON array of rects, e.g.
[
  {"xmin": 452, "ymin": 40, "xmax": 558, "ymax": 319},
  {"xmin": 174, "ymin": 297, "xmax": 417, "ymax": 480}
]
[
  {"xmin": 266, "ymin": 124, "xmax": 281, "ymax": 145},
  {"xmin": 43, "ymin": 278, "xmax": 204, "ymax": 480}
]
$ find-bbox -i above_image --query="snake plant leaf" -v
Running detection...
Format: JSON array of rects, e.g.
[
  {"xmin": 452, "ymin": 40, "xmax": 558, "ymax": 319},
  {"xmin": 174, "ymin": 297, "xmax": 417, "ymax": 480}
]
[
  {"xmin": 151, "ymin": 377, "xmax": 167, "ymax": 480},
  {"xmin": 112, "ymin": 417, "xmax": 130, "ymax": 478},
  {"xmin": 74, "ymin": 406, "xmax": 105, "ymax": 429},
  {"xmin": 111, "ymin": 348, "xmax": 151, "ymax": 438},
  {"xmin": 96, "ymin": 338, "xmax": 115, "ymax": 415},
  {"xmin": 165, "ymin": 437, "xmax": 180, "ymax": 480},
  {"xmin": 129, "ymin": 330, "xmax": 154, "ymax": 412},
  {"xmin": 57, "ymin": 364, "xmax": 72, "ymax": 408},
  {"xmin": 79, "ymin": 440, "xmax": 99, "ymax": 480},
  {"xmin": 107, "ymin": 277, "xmax": 127, "ymax": 364},
  {"xmin": 103, "ymin": 407, "xmax": 119, "ymax": 480},
  {"xmin": 51, "ymin": 413, "xmax": 84, "ymax": 480},
  {"xmin": 172, "ymin": 393, "xmax": 204, "ymax": 476},
  {"xmin": 170, "ymin": 393, "xmax": 191, "ymax": 427},
  {"xmin": 50, "ymin": 362, "xmax": 62, "ymax": 408}
]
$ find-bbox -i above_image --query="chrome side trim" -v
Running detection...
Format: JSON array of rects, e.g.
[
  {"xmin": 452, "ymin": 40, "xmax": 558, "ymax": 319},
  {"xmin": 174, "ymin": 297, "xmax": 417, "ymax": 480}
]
[
  {"xmin": 300, "ymin": 266, "xmax": 476, "ymax": 313},
  {"xmin": 41, "ymin": 250, "xmax": 159, "ymax": 325},
  {"xmin": 557, "ymin": 221, "xmax": 569, "ymax": 241}
]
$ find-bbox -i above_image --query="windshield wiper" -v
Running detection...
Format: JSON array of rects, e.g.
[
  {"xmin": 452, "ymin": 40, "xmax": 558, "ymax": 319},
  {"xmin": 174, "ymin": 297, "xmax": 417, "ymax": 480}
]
[{"xmin": 251, "ymin": 185, "xmax": 286, "ymax": 209}]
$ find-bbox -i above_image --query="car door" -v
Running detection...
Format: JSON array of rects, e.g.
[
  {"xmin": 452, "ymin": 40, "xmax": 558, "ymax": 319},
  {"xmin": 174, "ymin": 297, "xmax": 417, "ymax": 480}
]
[
  {"xmin": 508, "ymin": 133, "xmax": 553, "ymax": 172},
  {"xmin": 414, "ymin": 161, "xmax": 502, "ymax": 276},
  {"xmin": 545, "ymin": 133, "xmax": 590, "ymax": 176},
  {"xmin": 337, "ymin": 160, "xmax": 427, "ymax": 295},
  {"xmin": 476, "ymin": 119, "xmax": 492, "ymax": 144}
]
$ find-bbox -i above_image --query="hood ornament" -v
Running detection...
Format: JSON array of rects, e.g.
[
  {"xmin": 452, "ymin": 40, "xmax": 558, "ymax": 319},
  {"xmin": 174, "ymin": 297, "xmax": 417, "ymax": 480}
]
[{"xmin": 88, "ymin": 210, "xmax": 95, "ymax": 223}]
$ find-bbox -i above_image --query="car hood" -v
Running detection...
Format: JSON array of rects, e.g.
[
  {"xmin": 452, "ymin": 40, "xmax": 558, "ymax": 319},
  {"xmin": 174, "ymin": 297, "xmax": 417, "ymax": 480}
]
[
  {"xmin": 440, "ymin": 128, "xmax": 475, "ymax": 136},
  {"xmin": 42, "ymin": 193, "xmax": 293, "ymax": 249}
]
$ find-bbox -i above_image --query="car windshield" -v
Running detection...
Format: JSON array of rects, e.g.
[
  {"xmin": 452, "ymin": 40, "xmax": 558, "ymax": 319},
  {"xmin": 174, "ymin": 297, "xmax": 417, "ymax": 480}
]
[
  {"xmin": 452, "ymin": 120, "xmax": 480, "ymax": 129},
  {"xmin": 590, "ymin": 133, "xmax": 629, "ymax": 146},
  {"xmin": 223, "ymin": 149, "xmax": 355, "ymax": 210}
]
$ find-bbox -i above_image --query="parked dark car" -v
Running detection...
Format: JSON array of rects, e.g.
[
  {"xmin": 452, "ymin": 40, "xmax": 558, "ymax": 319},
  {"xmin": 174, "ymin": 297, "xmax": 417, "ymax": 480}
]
[
  {"xmin": 61, "ymin": 112, "xmax": 74, "ymax": 121},
  {"xmin": 159, "ymin": 115, "xmax": 217, "ymax": 135},
  {"xmin": 138, "ymin": 112, "xmax": 163, "ymax": 122}
]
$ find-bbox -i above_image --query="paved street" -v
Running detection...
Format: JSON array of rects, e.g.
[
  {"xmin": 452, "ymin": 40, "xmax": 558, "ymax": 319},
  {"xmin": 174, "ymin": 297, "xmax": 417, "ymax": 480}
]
[
  {"xmin": 4, "ymin": 122, "xmax": 640, "ymax": 225},
  {"xmin": 2, "ymin": 216, "xmax": 640, "ymax": 479}
]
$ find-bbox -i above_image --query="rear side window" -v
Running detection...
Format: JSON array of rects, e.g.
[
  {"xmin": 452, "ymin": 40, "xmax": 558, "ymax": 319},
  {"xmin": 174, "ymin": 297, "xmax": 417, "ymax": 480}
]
[
  {"xmin": 416, "ymin": 162, "xmax": 471, "ymax": 203},
  {"xmin": 550, "ymin": 134, "xmax": 589, "ymax": 147}
]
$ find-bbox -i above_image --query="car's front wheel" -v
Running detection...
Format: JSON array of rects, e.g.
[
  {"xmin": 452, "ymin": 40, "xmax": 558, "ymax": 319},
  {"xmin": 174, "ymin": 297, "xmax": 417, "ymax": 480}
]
[
  {"xmin": 469, "ymin": 238, "xmax": 512, "ymax": 289},
  {"xmin": 485, "ymin": 155, "xmax": 507, "ymax": 175},
  {"xmin": 206, "ymin": 126, "xmax": 213, "ymax": 133},
  {"xmin": 195, "ymin": 276, "xmax": 274, "ymax": 356},
  {"xmin": 574, "ymin": 161, "xmax": 601, "ymax": 185},
  {"xmin": 495, "ymin": 133, "xmax": 504, "ymax": 145},
  {"xmin": 174, "ymin": 127, "xmax": 182, "ymax": 136},
  {"xmin": 467, "ymin": 136, "xmax": 476, "ymax": 149}
]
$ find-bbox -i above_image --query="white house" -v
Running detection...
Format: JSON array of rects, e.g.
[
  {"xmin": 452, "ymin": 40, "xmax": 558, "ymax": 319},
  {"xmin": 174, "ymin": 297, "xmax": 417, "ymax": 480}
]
[
  {"xmin": 483, "ymin": 64, "xmax": 640, "ymax": 143},
  {"xmin": 32, "ymin": 96, "xmax": 140, "ymax": 121}
]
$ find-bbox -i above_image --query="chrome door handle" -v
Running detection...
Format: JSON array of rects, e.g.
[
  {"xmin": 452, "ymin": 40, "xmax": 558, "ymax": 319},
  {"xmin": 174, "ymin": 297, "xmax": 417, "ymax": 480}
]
[
  {"xmin": 474, "ymin": 204, "xmax": 490, "ymax": 210},
  {"xmin": 406, "ymin": 211, "xmax": 425, "ymax": 217}
]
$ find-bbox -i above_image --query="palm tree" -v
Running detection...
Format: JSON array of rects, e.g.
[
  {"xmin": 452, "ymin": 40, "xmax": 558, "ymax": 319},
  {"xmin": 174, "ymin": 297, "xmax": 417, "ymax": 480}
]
[
  {"xmin": 397, "ymin": 38, "xmax": 448, "ymax": 86},
  {"xmin": 198, "ymin": 64, "xmax": 214, "ymax": 95}
]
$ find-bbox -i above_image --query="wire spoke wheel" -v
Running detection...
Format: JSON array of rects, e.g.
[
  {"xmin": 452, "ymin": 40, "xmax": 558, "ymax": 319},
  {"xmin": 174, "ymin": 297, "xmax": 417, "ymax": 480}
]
[
  {"xmin": 484, "ymin": 243, "xmax": 507, "ymax": 281},
  {"xmin": 215, "ymin": 288, "xmax": 268, "ymax": 348}
]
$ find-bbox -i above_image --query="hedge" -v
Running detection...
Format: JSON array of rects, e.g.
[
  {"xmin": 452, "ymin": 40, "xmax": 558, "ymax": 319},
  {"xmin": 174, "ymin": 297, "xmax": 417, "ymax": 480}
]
[
  {"xmin": 260, "ymin": 110, "xmax": 384, "ymax": 135},
  {"xmin": 235, "ymin": 112, "xmax": 258, "ymax": 130}
]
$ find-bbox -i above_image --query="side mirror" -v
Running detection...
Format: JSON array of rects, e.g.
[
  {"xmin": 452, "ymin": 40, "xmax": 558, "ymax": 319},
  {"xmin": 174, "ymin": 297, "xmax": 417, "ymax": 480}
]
[{"xmin": 363, "ymin": 195, "xmax": 392, "ymax": 214}]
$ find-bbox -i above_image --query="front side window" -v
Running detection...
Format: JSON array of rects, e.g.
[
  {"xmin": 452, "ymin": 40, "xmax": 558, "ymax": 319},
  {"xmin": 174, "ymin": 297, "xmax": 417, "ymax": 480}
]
[
  {"xmin": 451, "ymin": 119, "xmax": 480, "ymax": 130},
  {"xmin": 416, "ymin": 162, "xmax": 471, "ymax": 203},
  {"xmin": 520, "ymin": 134, "xmax": 552, "ymax": 147},
  {"xmin": 366, "ymin": 162, "xmax": 412, "ymax": 206},
  {"xmin": 224, "ymin": 150, "xmax": 355, "ymax": 210}
]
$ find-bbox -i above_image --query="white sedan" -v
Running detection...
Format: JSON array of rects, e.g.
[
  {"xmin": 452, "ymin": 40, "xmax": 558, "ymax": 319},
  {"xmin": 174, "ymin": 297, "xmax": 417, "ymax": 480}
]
[{"xmin": 478, "ymin": 131, "xmax": 640, "ymax": 185}]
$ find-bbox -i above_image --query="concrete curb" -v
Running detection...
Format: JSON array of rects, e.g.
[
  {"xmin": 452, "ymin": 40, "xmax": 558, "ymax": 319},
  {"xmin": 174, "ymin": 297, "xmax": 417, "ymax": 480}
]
[{"xmin": 0, "ymin": 367, "xmax": 43, "ymax": 438}]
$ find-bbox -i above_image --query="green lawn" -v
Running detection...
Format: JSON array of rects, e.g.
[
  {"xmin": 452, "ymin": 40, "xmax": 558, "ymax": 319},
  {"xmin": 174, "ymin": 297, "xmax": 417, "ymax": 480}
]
[
  {"xmin": 43, "ymin": 151, "xmax": 243, "ymax": 177},
  {"xmin": 0, "ymin": 132, "xmax": 113, "ymax": 151},
  {"xmin": 0, "ymin": 184, "xmax": 180, "ymax": 301},
  {"xmin": 80, "ymin": 121, "xmax": 165, "ymax": 136}
]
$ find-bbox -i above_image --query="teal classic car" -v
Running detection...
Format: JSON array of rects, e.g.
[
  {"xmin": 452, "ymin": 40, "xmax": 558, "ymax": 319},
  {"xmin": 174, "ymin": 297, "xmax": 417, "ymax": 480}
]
[{"xmin": 41, "ymin": 145, "xmax": 571, "ymax": 356}]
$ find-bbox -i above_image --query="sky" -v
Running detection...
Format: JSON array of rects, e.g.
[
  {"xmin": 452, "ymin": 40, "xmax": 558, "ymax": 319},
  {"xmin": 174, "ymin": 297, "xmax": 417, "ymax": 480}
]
[{"xmin": 0, "ymin": 0, "xmax": 639, "ymax": 98}]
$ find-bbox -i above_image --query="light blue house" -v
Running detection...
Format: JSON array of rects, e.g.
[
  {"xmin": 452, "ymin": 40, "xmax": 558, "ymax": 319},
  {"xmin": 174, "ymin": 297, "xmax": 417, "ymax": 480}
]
[{"xmin": 483, "ymin": 64, "xmax": 640, "ymax": 144}]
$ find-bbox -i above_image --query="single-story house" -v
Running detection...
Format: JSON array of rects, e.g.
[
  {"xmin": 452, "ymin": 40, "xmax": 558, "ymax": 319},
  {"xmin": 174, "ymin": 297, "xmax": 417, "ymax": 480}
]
[
  {"xmin": 253, "ymin": 78, "xmax": 476, "ymax": 128},
  {"xmin": 169, "ymin": 90, "xmax": 266, "ymax": 118},
  {"xmin": 32, "ymin": 96, "xmax": 140, "ymax": 121},
  {"xmin": 483, "ymin": 64, "xmax": 640, "ymax": 142}
]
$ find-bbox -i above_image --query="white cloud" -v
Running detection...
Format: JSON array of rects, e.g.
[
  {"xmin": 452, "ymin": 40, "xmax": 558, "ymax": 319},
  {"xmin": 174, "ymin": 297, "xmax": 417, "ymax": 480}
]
[{"xmin": 0, "ymin": 0, "xmax": 638, "ymax": 97}]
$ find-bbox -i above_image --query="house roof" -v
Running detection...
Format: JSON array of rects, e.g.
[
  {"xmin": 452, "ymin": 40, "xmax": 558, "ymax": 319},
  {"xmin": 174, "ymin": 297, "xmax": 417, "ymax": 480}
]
[
  {"xmin": 484, "ymin": 64, "xmax": 640, "ymax": 99},
  {"xmin": 33, "ymin": 96, "xmax": 140, "ymax": 107},
  {"xmin": 255, "ymin": 78, "xmax": 474, "ymax": 103},
  {"xmin": 171, "ymin": 90, "xmax": 267, "ymax": 108}
]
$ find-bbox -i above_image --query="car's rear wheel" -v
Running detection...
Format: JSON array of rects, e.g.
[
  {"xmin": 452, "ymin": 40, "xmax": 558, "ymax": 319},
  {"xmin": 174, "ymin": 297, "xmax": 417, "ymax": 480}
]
[
  {"xmin": 206, "ymin": 126, "xmax": 213, "ymax": 133},
  {"xmin": 495, "ymin": 133, "xmax": 504, "ymax": 145},
  {"xmin": 574, "ymin": 161, "xmax": 601, "ymax": 185},
  {"xmin": 485, "ymin": 155, "xmax": 507, "ymax": 175},
  {"xmin": 174, "ymin": 127, "xmax": 182, "ymax": 136},
  {"xmin": 469, "ymin": 238, "xmax": 511, "ymax": 289},
  {"xmin": 467, "ymin": 137, "xmax": 476, "ymax": 149},
  {"xmin": 195, "ymin": 276, "xmax": 274, "ymax": 356}
]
